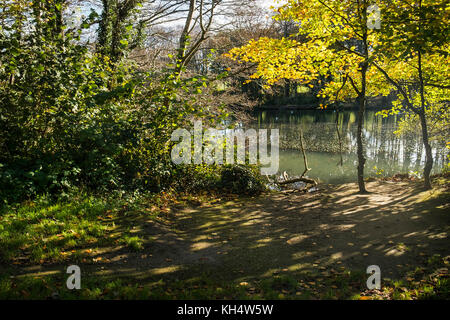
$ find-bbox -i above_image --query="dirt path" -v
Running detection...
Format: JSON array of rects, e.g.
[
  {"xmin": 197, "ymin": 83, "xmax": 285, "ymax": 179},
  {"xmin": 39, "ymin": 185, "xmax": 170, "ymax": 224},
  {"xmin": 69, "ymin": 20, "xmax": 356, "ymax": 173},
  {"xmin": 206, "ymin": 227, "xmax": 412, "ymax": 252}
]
[{"xmin": 17, "ymin": 181, "xmax": 450, "ymax": 285}]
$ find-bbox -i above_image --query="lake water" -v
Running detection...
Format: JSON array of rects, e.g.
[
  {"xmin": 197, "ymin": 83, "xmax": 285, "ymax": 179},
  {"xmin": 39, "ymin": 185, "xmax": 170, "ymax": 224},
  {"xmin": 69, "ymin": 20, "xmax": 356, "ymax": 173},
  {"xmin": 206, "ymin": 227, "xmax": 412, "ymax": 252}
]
[{"xmin": 250, "ymin": 109, "xmax": 448, "ymax": 184}]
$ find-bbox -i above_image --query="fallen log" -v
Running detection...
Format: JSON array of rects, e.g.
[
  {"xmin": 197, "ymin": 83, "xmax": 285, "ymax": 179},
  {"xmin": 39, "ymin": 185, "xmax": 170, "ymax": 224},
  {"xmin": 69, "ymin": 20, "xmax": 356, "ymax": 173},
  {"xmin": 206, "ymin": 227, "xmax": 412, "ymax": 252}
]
[{"xmin": 277, "ymin": 177, "xmax": 317, "ymax": 186}]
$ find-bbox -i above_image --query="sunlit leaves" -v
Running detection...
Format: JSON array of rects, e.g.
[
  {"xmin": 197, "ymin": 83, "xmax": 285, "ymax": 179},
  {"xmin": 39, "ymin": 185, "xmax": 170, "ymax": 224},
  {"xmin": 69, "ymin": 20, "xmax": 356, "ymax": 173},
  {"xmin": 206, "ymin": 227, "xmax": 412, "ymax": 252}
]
[
  {"xmin": 227, "ymin": 0, "xmax": 378, "ymax": 104},
  {"xmin": 228, "ymin": 0, "xmax": 449, "ymax": 113}
]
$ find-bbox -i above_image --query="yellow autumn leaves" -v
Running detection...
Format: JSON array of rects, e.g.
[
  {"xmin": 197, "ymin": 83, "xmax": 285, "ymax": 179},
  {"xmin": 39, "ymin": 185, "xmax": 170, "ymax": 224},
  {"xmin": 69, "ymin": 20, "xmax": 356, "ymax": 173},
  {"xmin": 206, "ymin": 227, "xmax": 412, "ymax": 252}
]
[{"xmin": 225, "ymin": 0, "xmax": 449, "ymax": 109}]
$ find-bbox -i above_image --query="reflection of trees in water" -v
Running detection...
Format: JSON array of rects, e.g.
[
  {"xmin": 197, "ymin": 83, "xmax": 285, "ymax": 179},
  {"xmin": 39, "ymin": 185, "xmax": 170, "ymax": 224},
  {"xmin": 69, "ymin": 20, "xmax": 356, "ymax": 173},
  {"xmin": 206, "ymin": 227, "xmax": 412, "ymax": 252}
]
[
  {"xmin": 254, "ymin": 110, "xmax": 447, "ymax": 173},
  {"xmin": 256, "ymin": 113, "xmax": 351, "ymax": 153},
  {"xmin": 362, "ymin": 115, "xmax": 447, "ymax": 173},
  {"xmin": 279, "ymin": 123, "xmax": 350, "ymax": 153}
]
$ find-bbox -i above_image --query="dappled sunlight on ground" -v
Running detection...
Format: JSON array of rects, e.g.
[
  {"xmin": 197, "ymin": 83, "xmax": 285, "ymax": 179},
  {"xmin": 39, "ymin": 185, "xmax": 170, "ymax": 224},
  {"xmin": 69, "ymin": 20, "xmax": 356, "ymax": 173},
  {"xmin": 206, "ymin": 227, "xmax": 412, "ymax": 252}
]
[{"xmin": 9, "ymin": 180, "xmax": 449, "ymax": 295}]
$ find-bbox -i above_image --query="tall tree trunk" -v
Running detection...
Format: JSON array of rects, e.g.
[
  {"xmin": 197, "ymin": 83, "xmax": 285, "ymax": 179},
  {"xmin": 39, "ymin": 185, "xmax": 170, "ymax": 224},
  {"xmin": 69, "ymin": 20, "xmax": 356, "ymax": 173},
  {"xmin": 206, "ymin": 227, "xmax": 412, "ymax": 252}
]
[
  {"xmin": 356, "ymin": 80, "xmax": 367, "ymax": 193},
  {"xmin": 418, "ymin": 50, "xmax": 433, "ymax": 189},
  {"xmin": 357, "ymin": 0, "xmax": 369, "ymax": 193},
  {"xmin": 176, "ymin": 0, "xmax": 196, "ymax": 75}
]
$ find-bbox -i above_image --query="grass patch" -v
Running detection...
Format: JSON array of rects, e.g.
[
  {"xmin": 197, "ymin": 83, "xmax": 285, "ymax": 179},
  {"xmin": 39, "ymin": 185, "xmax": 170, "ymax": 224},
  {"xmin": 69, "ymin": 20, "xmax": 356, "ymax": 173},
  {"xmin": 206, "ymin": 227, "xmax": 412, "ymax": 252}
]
[
  {"xmin": 0, "ymin": 195, "xmax": 116, "ymax": 264},
  {"xmin": 0, "ymin": 190, "xmax": 189, "ymax": 265},
  {"xmin": 121, "ymin": 235, "xmax": 144, "ymax": 251},
  {"xmin": 0, "ymin": 189, "xmax": 229, "ymax": 265}
]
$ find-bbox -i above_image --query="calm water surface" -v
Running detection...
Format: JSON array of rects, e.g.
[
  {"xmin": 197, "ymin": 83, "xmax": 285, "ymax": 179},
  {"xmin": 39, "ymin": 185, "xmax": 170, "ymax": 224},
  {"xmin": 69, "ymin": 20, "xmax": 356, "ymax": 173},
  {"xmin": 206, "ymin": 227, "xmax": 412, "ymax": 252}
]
[{"xmin": 250, "ymin": 109, "xmax": 447, "ymax": 184}]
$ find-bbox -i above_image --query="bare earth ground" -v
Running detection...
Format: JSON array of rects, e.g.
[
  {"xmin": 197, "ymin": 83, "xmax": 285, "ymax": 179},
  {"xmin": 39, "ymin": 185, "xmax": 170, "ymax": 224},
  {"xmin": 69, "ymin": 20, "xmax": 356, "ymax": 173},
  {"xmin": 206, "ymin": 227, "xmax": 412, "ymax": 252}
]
[{"xmin": 13, "ymin": 180, "xmax": 449, "ymax": 290}]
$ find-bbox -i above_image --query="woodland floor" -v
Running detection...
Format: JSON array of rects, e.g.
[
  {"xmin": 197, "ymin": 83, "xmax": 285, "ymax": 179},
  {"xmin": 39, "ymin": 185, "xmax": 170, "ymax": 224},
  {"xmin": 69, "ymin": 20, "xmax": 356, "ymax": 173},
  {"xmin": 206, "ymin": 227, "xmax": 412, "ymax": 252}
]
[{"xmin": 3, "ymin": 180, "xmax": 450, "ymax": 299}]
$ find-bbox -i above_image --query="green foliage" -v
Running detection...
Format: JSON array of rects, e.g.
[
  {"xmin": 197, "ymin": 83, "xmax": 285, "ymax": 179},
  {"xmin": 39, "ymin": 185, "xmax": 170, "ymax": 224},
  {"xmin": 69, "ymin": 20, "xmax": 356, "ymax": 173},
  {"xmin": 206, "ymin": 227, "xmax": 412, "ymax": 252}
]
[
  {"xmin": 173, "ymin": 164, "xmax": 222, "ymax": 193},
  {"xmin": 0, "ymin": 2, "xmax": 232, "ymax": 203},
  {"xmin": 169, "ymin": 164, "xmax": 266, "ymax": 195},
  {"xmin": 121, "ymin": 235, "xmax": 144, "ymax": 251},
  {"xmin": 1, "ymin": 3, "xmax": 131, "ymax": 201},
  {"xmin": 220, "ymin": 165, "xmax": 266, "ymax": 195},
  {"xmin": 0, "ymin": 194, "xmax": 114, "ymax": 263}
]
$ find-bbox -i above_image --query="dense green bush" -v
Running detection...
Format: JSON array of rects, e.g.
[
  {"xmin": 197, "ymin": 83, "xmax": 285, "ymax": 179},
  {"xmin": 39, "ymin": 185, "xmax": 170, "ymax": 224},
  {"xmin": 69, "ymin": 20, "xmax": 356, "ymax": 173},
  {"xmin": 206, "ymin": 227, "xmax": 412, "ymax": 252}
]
[
  {"xmin": 0, "ymin": 25, "xmax": 143, "ymax": 201},
  {"xmin": 0, "ymin": 45, "xmax": 213, "ymax": 202},
  {"xmin": 0, "ymin": 2, "xmax": 263, "ymax": 204},
  {"xmin": 168, "ymin": 164, "xmax": 267, "ymax": 195},
  {"xmin": 220, "ymin": 164, "xmax": 266, "ymax": 195},
  {"xmin": 172, "ymin": 164, "xmax": 221, "ymax": 192},
  {"xmin": 0, "ymin": 10, "xmax": 198, "ymax": 203}
]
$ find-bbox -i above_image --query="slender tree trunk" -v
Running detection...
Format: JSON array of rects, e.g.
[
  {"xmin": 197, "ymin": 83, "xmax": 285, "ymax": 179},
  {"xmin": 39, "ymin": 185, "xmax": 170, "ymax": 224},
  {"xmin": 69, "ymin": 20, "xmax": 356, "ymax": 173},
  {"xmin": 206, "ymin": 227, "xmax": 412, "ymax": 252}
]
[
  {"xmin": 356, "ymin": 84, "xmax": 367, "ymax": 193},
  {"xmin": 357, "ymin": 1, "xmax": 369, "ymax": 193},
  {"xmin": 176, "ymin": 0, "xmax": 196, "ymax": 75},
  {"xmin": 418, "ymin": 50, "xmax": 433, "ymax": 189}
]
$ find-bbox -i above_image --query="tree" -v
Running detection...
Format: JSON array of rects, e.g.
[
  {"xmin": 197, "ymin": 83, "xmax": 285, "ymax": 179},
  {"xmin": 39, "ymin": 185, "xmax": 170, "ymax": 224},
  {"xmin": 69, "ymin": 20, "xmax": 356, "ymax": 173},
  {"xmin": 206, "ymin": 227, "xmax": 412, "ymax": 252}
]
[
  {"xmin": 96, "ymin": 0, "xmax": 141, "ymax": 62},
  {"xmin": 0, "ymin": 0, "xmax": 223, "ymax": 201},
  {"xmin": 175, "ymin": 0, "xmax": 225, "ymax": 76},
  {"xmin": 227, "ymin": 0, "xmax": 385, "ymax": 193},
  {"xmin": 372, "ymin": 0, "xmax": 449, "ymax": 189},
  {"xmin": 95, "ymin": 0, "xmax": 189, "ymax": 63}
]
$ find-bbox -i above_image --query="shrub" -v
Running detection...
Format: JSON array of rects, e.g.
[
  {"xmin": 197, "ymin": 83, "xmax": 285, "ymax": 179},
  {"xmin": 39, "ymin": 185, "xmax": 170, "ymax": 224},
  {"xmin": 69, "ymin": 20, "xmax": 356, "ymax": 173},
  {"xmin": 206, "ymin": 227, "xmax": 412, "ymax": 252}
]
[
  {"xmin": 0, "ymin": 12, "xmax": 220, "ymax": 203},
  {"xmin": 219, "ymin": 164, "xmax": 266, "ymax": 195}
]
